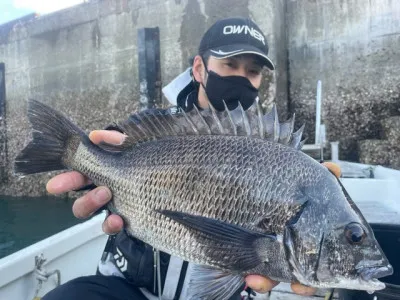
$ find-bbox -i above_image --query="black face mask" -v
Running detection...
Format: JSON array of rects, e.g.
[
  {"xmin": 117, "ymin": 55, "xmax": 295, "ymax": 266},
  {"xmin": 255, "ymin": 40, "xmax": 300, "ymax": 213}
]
[{"xmin": 202, "ymin": 70, "xmax": 259, "ymax": 111}]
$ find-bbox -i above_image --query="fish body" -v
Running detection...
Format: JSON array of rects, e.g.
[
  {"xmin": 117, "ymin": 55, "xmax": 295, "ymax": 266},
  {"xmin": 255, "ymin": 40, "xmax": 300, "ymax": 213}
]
[{"xmin": 15, "ymin": 100, "xmax": 393, "ymax": 299}]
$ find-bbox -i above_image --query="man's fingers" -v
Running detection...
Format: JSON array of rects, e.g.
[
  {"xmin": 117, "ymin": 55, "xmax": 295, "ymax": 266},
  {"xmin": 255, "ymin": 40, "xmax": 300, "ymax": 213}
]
[
  {"xmin": 244, "ymin": 276, "xmax": 316, "ymax": 296},
  {"xmin": 89, "ymin": 130, "xmax": 126, "ymax": 145},
  {"xmin": 47, "ymin": 171, "xmax": 91, "ymax": 194},
  {"xmin": 291, "ymin": 282, "xmax": 316, "ymax": 296},
  {"xmin": 72, "ymin": 187, "xmax": 112, "ymax": 219},
  {"xmin": 322, "ymin": 162, "xmax": 341, "ymax": 178},
  {"xmin": 102, "ymin": 214, "xmax": 124, "ymax": 235},
  {"xmin": 245, "ymin": 275, "xmax": 279, "ymax": 293}
]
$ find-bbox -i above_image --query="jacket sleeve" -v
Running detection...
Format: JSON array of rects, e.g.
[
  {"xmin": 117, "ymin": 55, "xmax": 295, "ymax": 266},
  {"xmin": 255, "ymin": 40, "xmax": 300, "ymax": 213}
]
[{"xmin": 101, "ymin": 230, "xmax": 170, "ymax": 292}]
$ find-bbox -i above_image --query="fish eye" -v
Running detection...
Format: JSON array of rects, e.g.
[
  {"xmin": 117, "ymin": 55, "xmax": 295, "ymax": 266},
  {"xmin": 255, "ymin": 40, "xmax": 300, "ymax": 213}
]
[{"xmin": 345, "ymin": 223, "xmax": 366, "ymax": 245}]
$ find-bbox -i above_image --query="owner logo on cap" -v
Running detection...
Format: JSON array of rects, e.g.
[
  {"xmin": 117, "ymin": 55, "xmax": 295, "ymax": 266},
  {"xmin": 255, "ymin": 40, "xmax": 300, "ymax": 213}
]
[
  {"xmin": 222, "ymin": 25, "xmax": 265, "ymax": 45},
  {"xmin": 198, "ymin": 17, "xmax": 275, "ymax": 70}
]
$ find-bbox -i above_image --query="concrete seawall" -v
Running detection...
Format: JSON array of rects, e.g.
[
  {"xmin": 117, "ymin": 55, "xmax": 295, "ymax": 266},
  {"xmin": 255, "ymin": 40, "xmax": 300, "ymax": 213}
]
[
  {"xmin": 287, "ymin": 0, "xmax": 400, "ymax": 161},
  {"xmin": 0, "ymin": 0, "xmax": 399, "ymax": 196},
  {"xmin": 0, "ymin": 0, "xmax": 287, "ymax": 196}
]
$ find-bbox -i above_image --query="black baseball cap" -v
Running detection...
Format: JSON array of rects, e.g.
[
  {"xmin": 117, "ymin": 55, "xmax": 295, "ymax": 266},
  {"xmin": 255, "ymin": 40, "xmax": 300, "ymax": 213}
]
[{"xmin": 198, "ymin": 17, "xmax": 275, "ymax": 70}]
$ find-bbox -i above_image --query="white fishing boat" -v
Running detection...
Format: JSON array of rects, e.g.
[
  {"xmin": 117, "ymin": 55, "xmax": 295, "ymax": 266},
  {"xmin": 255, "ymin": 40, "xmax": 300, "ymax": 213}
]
[{"xmin": 0, "ymin": 159, "xmax": 399, "ymax": 300}]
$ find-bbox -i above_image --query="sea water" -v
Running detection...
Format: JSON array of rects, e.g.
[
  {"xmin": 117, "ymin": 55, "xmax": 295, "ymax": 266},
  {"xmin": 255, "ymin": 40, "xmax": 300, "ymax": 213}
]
[{"xmin": 0, "ymin": 195, "xmax": 82, "ymax": 259}]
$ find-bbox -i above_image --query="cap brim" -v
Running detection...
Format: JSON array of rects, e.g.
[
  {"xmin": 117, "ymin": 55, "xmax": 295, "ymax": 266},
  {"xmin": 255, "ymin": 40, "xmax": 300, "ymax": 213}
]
[{"xmin": 208, "ymin": 44, "xmax": 275, "ymax": 70}]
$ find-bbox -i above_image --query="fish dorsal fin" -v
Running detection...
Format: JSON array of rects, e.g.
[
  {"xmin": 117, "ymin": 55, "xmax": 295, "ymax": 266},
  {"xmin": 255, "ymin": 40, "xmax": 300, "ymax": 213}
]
[
  {"xmin": 279, "ymin": 114, "xmax": 295, "ymax": 145},
  {"xmin": 239, "ymin": 102, "xmax": 252, "ymax": 135},
  {"xmin": 187, "ymin": 105, "xmax": 212, "ymax": 134},
  {"xmin": 148, "ymin": 110, "xmax": 171, "ymax": 136},
  {"xmin": 272, "ymin": 104, "xmax": 280, "ymax": 142},
  {"xmin": 208, "ymin": 101, "xmax": 224, "ymax": 134},
  {"xmin": 289, "ymin": 124, "xmax": 305, "ymax": 150},
  {"xmin": 222, "ymin": 101, "xmax": 237, "ymax": 135},
  {"xmin": 246, "ymin": 100, "xmax": 265, "ymax": 137},
  {"xmin": 263, "ymin": 104, "xmax": 280, "ymax": 141},
  {"xmin": 256, "ymin": 100, "xmax": 265, "ymax": 138},
  {"xmin": 109, "ymin": 100, "xmax": 306, "ymax": 151},
  {"xmin": 181, "ymin": 109, "xmax": 199, "ymax": 135},
  {"xmin": 227, "ymin": 104, "xmax": 247, "ymax": 135}
]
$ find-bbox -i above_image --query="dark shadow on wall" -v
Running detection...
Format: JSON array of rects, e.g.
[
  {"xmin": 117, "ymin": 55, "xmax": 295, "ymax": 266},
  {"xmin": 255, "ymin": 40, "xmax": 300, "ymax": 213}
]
[{"xmin": 0, "ymin": 62, "xmax": 8, "ymax": 183}]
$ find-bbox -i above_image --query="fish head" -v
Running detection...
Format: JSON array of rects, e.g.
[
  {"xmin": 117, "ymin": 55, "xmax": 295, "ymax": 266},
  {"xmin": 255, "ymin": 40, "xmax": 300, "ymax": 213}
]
[
  {"xmin": 285, "ymin": 173, "xmax": 393, "ymax": 291},
  {"xmin": 315, "ymin": 218, "xmax": 393, "ymax": 290}
]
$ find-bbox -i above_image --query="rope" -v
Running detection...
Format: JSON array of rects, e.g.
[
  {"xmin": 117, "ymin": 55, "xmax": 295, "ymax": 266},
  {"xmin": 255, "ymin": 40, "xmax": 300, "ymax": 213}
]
[
  {"xmin": 324, "ymin": 289, "xmax": 335, "ymax": 300},
  {"xmin": 32, "ymin": 254, "xmax": 61, "ymax": 300}
]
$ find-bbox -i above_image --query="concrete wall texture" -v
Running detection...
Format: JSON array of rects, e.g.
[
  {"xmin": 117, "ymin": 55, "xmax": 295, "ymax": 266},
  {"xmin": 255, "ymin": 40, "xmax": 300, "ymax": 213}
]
[
  {"xmin": 287, "ymin": 0, "xmax": 400, "ymax": 162},
  {"xmin": 0, "ymin": 0, "xmax": 287, "ymax": 196},
  {"xmin": 0, "ymin": 0, "xmax": 399, "ymax": 196}
]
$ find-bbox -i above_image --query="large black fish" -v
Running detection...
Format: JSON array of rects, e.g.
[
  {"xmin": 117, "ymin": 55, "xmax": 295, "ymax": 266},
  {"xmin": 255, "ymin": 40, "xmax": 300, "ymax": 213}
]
[{"xmin": 15, "ymin": 99, "xmax": 393, "ymax": 299}]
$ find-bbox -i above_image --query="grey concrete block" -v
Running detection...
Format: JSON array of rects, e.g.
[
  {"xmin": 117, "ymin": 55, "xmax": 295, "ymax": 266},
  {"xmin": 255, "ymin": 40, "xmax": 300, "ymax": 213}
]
[
  {"xmin": 382, "ymin": 116, "xmax": 400, "ymax": 143},
  {"xmin": 358, "ymin": 139, "xmax": 391, "ymax": 166}
]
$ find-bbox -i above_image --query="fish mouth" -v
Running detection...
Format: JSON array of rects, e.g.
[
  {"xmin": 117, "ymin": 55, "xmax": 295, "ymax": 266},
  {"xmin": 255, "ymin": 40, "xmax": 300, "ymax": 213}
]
[{"xmin": 357, "ymin": 264, "xmax": 393, "ymax": 281}]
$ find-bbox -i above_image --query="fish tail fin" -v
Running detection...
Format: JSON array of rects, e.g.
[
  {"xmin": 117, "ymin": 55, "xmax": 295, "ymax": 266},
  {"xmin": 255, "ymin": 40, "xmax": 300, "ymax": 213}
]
[{"xmin": 14, "ymin": 99, "xmax": 87, "ymax": 175}]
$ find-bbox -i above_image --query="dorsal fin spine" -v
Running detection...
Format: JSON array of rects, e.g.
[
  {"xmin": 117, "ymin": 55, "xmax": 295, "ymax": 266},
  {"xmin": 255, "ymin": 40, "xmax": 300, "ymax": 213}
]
[
  {"xmin": 181, "ymin": 110, "xmax": 199, "ymax": 135},
  {"xmin": 279, "ymin": 114, "xmax": 295, "ymax": 145},
  {"xmin": 193, "ymin": 105, "xmax": 212, "ymax": 134},
  {"xmin": 134, "ymin": 115, "xmax": 152, "ymax": 138},
  {"xmin": 256, "ymin": 101, "xmax": 264, "ymax": 138},
  {"xmin": 223, "ymin": 101, "xmax": 237, "ymax": 136},
  {"xmin": 287, "ymin": 114, "xmax": 296, "ymax": 144},
  {"xmin": 163, "ymin": 111, "xmax": 179, "ymax": 135},
  {"xmin": 273, "ymin": 104, "xmax": 280, "ymax": 142},
  {"xmin": 299, "ymin": 138, "xmax": 307, "ymax": 150},
  {"xmin": 290, "ymin": 124, "xmax": 305, "ymax": 149},
  {"xmin": 151, "ymin": 111, "xmax": 170, "ymax": 136},
  {"xmin": 240, "ymin": 102, "xmax": 251, "ymax": 135},
  {"xmin": 113, "ymin": 100, "xmax": 305, "ymax": 152},
  {"xmin": 142, "ymin": 113, "xmax": 163, "ymax": 137},
  {"xmin": 208, "ymin": 101, "xmax": 224, "ymax": 134},
  {"xmin": 121, "ymin": 119, "xmax": 149, "ymax": 141}
]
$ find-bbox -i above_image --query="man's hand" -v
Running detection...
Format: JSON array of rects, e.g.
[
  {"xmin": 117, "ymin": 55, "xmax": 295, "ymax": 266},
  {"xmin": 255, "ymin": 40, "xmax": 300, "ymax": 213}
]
[
  {"xmin": 322, "ymin": 161, "xmax": 341, "ymax": 178},
  {"xmin": 245, "ymin": 276, "xmax": 316, "ymax": 296},
  {"xmin": 46, "ymin": 130, "xmax": 126, "ymax": 234}
]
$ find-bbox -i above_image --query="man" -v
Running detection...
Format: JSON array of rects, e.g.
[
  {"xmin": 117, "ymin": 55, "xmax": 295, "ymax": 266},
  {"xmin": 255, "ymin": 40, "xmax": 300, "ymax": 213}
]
[{"xmin": 43, "ymin": 17, "xmax": 338, "ymax": 299}]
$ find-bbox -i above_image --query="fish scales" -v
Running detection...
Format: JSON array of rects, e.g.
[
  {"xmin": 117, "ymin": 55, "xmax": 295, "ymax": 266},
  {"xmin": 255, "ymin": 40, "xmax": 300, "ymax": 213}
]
[{"xmin": 72, "ymin": 135, "xmax": 307, "ymax": 257}]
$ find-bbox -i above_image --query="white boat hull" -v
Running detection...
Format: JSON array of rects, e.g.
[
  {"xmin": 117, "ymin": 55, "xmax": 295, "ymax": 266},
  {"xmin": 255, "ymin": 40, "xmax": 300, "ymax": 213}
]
[{"xmin": 0, "ymin": 212, "xmax": 108, "ymax": 299}]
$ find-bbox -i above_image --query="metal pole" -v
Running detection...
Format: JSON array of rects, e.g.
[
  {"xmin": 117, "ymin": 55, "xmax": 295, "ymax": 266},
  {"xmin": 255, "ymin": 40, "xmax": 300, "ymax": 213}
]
[
  {"xmin": 315, "ymin": 80, "xmax": 322, "ymax": 145},
  {"xmin": 137, "ymin": 27, "xmax": 161, "ymax": 111},
  {"xmin": 331, "ymin": 141, "xmax": 339, "ymax": 162}
]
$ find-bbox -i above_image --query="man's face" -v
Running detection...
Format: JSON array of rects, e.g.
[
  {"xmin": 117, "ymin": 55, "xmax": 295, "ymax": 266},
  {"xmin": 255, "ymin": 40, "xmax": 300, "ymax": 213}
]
[
  {"xmin": 205, "ymin": 55, "xmax": 263, "ymax": 89},
  {"xmin": 192, "ymin": 53, "xmax": 267, "ymax": 109}
]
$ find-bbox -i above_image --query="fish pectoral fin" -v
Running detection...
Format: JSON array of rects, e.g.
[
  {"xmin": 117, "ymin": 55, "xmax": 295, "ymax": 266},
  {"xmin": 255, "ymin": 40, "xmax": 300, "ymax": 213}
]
[
  {"xmin": 184, "ymin": 264, "xmax": 245, "ymax": 300},
  {"xmin": 157, "ymin": 210, "xmax": 276, "ymax": 270}
]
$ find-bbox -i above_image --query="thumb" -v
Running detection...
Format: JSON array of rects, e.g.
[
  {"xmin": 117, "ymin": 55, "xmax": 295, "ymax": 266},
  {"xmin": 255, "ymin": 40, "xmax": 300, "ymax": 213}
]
[
  {"xmin": 245, "ymin": 275, "xmax": 278, "ymax": 293},
  {"xmin": 322, "ymin": 162, "xmax": 341, "ymax": 178},
  {"xmin": 89, "ymin": 130, "xmax": 126, "ymax": 145}
]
